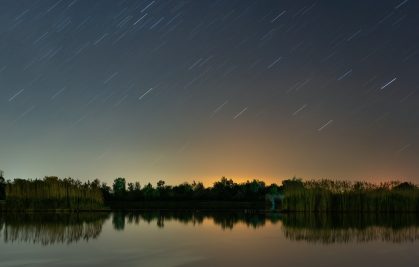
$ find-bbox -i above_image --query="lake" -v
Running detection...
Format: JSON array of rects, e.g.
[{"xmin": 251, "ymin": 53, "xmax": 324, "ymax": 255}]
[{"xmin": 0, "ymin": 211, "xmax": 418, "ymax": 267}]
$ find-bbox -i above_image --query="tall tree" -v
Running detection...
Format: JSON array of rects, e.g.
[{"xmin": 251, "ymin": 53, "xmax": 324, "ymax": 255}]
[
  {"xmin": 0, "ymin": 170, "xmax": 5, "ymax": 200},
  {"xmin": 112, "ymin": 177, "xmax": 126, "ymax": 198}
]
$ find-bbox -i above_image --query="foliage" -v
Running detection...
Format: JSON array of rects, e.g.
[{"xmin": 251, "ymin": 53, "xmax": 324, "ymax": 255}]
[
  {"xmin": 5, "ymin": 176, "xmax": 104, "ymax": 210},
  {"xmin": 0, "ymin": 169, "xmax": 5, "ymax": 200},
  {"xmin": 1, "ymin": 172, "xmax": 418, "ymax": 213},
  {"xmin": 107, "ymin": 177, "xmax": 274, "ymax": 202},
  {"xmin": 281, "ymin": 179, "xmax": 419, "ymax": 212},
  {"xmin": 112, "ymin": 177, "xmax": 126, "ymax": 198}
]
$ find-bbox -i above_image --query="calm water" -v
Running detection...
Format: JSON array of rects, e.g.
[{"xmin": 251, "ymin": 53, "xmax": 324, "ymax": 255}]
[{"xmin": 0, "ymin": 211, "xmax": 418, "ymax": 267}]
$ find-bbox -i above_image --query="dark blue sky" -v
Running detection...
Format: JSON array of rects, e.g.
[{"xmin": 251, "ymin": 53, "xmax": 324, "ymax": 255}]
[{"xmin": 1, "ymin": 0, "xmax": 418, "ymax": 184}]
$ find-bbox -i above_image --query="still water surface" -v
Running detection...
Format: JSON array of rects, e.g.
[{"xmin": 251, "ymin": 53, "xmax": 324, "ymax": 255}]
[{"xmin": 0, "ymin": 211, "xmax": 418, "ymax": 267}]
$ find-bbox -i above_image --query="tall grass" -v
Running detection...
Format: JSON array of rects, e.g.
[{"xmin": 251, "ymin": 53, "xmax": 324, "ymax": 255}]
[
  {"xmin": 281, "ymin": 179, "xmax": 419, "ymax": 213},
  {"xmin": 5, "ymin": 176, "xmax": 104, "ymax": 210}
]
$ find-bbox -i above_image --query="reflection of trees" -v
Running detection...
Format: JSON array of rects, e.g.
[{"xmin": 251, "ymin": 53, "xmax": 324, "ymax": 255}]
[
  {"xmin": 113, "ymin": 212, "xmax": 125, "ymax": 231},
  {"xmin": 114, "ymin": 211, "xmax": 419, "ymax": 243},
  {"xmin": 211, "ymin": 212, "xmax": 270, "ymax": 230},
  {"xmin": 2, "ymin": 211, "xmax": 417, "ymax": 245},
  {"xmin": 115, "ymin": 210, "xmax": 280, "ymax": 230},
  {"xmin": 281, "ymin": 213, "xmax": 419, "ymax": 243},
  {"xmin": 0, "ymin": 212, "xmax": 109, "ymax": 245}
]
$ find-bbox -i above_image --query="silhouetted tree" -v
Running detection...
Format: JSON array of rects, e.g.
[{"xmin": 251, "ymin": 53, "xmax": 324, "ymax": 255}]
[
  {"xmin": 142, "ymin": 183, "xmax": 156, "ymax": 199},
  {"xmin": 133, "ymin": 181, "xmax": 142, "ymax": 199},
  {"xmin": 393, "ymin": 182, "xmax": 417, "ymax": 191},
  {"xmin": 213, "ymin": 177, "xmax": 236, "ymax": 199},
  {"xmin": 0, "ymin": 170, "xmax": 5, "ymax": 200},
  {"xmin": 192, "ymin": 181, "xmax": 205, "ymax": 199},
  {"xmin": 100, "ymin": 182, "xmax": 111, "ymax": 201},
  {"xmin": 127, "ymin": 182, "xmax": 134, "ymax": 192},
  {"xmin": 113, "ymin": 177, "xmax": 126, "ymax": 199},
  {"xmin": 157, "ymin": 180, "xmax": 165, "ymax": 188}
]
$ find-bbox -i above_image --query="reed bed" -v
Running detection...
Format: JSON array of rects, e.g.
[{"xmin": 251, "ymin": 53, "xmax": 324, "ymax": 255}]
[
  {"xmin": 282, "ymin": 179, "xmax": 419, "ymax": 212},
  {"xmin": 5, "ymin": 176, "xmax": 104, "ymax": 210}
]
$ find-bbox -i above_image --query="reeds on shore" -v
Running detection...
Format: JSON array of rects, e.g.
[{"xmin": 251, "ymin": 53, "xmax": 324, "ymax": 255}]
[
  {"xmin": 281, "ymin": 178, "xmax": 419, "ymax": 212},
  {"xmin": 5, "ymin": 176, "xmax": 104, "ymax": 210}
]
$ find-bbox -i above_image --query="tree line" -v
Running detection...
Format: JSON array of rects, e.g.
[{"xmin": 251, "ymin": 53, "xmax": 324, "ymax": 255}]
[
  {"xmin": 104, "ymin": 176, "xmax": 278, "ymax": 202},
  {"xmin": 0, "ymin": 169, "xmax": 418, "ymax": 212},
  {"xmin": 104, "ymin": 177, "xmax": 419, "ymax": 213},
  {"xmin": 0, "ymin": 170, "xmax": 5, "ymax": 200}
]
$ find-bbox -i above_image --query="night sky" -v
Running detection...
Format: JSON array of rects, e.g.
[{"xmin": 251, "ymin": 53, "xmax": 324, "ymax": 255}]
[{"xmin": 1, "ymin": 0, "xmax": 419, "ymax": 185}]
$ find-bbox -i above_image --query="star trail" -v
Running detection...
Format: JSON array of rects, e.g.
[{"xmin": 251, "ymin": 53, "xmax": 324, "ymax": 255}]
[{"xmin": 0, "ymin": 0, "xmax": 418, "ymax": 185}]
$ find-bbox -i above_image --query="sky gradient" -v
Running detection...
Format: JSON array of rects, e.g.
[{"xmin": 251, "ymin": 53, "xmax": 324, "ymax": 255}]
[{"xmin": 1, "ymin": 0, "xmax": 419, "ymax": 185}]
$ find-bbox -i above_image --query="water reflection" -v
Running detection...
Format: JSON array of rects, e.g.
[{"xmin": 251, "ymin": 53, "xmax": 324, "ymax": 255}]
[
  {"xmin": 114, "ymin": 211, "xmax": 419, "ymax": 243},
  {"xmin": 281, "ymin": 213, "xmax": 419, "ymax": 243},
  {"xmin": 118, "ymin": 210, "xmax": 282, "ymax": 230},
  {"xmin": 0, "ymin": 212, "xmax": 109, "ymax": 245},
  {"xmin": 1, "ymin": 211, "xmax": 418, "ymax": 245}
]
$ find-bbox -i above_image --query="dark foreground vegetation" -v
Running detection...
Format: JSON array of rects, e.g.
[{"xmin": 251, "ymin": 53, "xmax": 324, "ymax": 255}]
[
  {"xmin": 104, "ymin": 177, "xmax": 275, "ymax": 203},
  {"xmin": 282, "ymin": 178, "xmax": 419, "ymax": 212},
  {"xmin": 1, "ymin": 175, "xmax": 103, "ymax": 210},
  {"xmin": 0, "ymin": 169, "xmax": 418, "ymax": 212}
]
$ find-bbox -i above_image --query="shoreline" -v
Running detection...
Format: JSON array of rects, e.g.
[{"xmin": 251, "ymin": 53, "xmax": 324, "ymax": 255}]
[{"xmin": 1, "ymin": 202, "xmax": 419, "ymax": 214}]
